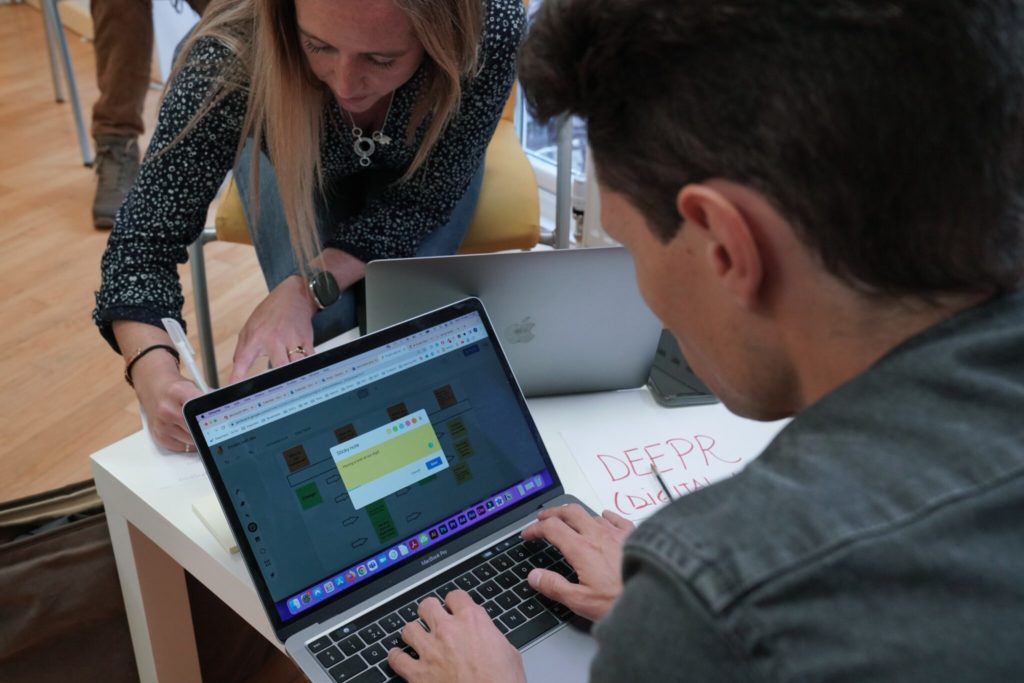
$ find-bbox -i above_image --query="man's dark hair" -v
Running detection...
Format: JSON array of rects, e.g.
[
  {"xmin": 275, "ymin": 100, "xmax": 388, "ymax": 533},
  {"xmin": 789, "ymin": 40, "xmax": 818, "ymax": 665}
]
[{"xmin": 520, "ymin": 0, "xmax": 1024, "ymax": 297}]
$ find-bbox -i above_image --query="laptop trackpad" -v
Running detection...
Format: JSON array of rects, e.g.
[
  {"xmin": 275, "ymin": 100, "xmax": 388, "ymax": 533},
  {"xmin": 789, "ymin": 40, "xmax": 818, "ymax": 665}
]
[{"xmin": 522, "ymin": 620, "xmax": 597, "ymax": 683}]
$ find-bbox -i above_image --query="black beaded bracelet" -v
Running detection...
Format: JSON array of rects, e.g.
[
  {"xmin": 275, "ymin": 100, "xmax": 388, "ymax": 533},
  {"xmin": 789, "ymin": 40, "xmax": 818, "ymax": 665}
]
[{"xmin": 124, "ymin": 344, "xmax": 180, "ymax": 387}]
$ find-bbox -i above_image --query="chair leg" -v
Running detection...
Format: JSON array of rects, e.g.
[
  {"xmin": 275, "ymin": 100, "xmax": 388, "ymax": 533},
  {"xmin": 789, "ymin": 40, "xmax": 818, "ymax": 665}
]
[
  {"xmin": 43, "ymin": 0, "xmax": 94, "ymax": 167},
  {"xmin": 554, "ymin": 113, "xmax": 574, "ymax": 249},
  {"xmin": 40, "ymin": 0, "xmax": 66, "ymax": 102},
  {"xmin": 189, "ymin": 229, "xmax": 221, "ymax": 389}
]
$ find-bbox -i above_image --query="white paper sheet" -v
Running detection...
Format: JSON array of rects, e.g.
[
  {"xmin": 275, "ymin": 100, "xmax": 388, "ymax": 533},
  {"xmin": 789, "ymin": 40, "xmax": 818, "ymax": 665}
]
[
  {"xmin": 560, "ymin": 404, "xmax": 788, "ymax": 522},
  {"xmin": 140, "ymin": 410, "xmax": 208, "ymax": 488}
]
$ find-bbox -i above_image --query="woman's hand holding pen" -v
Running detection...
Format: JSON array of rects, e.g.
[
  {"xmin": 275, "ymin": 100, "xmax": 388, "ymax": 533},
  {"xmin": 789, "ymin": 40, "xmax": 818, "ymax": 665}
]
[
  {"xmin": 521, "ymin": 504, "xmax": 635, "ymax": 622},
  {"xmin": 132, "ymin": 360, "xmax": 204, "ymax": 452},
  {"xmin": 113, "ymin": 320, "xmax": 201, "ymax": 452}
]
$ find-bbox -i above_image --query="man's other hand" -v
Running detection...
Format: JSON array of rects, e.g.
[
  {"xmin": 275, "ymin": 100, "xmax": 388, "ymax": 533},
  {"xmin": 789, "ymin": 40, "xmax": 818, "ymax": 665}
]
[{"xmin": 522, "ymin": 504, "xmax": 635, "ymax": 621}]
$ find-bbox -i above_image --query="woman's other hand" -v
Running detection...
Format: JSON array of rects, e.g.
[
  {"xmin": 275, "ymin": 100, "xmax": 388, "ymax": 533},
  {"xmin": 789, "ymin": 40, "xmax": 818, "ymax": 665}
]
[{"xmin": 230, "ymin": 274, "xmax": 317, "ymax": 383}]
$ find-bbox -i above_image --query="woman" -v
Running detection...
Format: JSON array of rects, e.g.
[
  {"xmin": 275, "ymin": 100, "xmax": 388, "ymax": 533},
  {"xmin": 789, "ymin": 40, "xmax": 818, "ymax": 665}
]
[{"xmin": 93, "ymin": 0, "xmax": 525, "ymax": 452}]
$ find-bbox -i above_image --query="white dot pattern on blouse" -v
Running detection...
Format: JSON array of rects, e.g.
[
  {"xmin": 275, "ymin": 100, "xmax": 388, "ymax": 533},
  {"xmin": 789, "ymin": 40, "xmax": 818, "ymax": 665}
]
[{"xmin": 93, "ymin": 0, "xmax": 525, "ymax": 351}]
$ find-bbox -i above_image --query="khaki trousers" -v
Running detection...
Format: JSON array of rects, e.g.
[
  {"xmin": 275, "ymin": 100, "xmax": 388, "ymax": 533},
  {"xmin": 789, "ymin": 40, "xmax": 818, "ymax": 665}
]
[{"xmin": 90, "ymin": 0, "xmax": 210, "ymax": 138}]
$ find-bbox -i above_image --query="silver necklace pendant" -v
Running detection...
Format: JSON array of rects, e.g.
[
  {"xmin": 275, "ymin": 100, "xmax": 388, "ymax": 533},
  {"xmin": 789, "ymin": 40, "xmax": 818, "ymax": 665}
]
[
  {"xmin": 351, "ymin": 126, "xmax": 375, "ymax": 167},
  {"xmin": 345, "ymin": 92, "xmax": 394, "ymax": 168}
]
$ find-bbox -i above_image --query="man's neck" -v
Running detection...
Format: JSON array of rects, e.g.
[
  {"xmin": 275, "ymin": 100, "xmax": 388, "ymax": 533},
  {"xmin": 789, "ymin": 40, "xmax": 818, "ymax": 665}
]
[{"xmin": 784, "ymin": 287, "xmax": 992, "ymax": 410}]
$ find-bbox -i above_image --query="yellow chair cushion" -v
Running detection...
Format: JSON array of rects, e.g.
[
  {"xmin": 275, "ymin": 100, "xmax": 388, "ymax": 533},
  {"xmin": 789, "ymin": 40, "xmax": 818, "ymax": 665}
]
[
  {"xmin": 500, "ymin": 83, "xmax": 518, "ymax": 124},
  {"xmin": 214, "ymin": 119, "xmax": 539, "ymax": 253},
  {"xmin": 213, "ymin": 176, "xmax": 251, "ymax": 245},
  {"xmin": 458, "ymin": 118, "xmax": 540, "ymax": 254}
]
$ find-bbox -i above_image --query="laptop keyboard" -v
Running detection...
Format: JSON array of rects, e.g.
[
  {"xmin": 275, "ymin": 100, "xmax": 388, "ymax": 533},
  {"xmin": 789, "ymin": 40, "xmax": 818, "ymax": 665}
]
[{"xmin": 305, "ymin": 532, "xmax": 579, "ymax": 682}]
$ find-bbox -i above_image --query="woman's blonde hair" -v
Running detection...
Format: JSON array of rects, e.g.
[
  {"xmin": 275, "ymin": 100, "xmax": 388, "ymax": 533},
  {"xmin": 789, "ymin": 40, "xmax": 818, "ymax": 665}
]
[{"xmin": 168, "ymin": 0, "xmax": 483, "ymax": 278}]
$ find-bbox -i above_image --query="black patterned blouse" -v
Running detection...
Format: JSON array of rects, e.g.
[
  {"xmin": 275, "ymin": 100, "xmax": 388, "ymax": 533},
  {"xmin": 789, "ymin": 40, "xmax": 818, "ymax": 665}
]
[{"xmin": 94, "ymin": 0, "xmax": 524, "ymax": 352}]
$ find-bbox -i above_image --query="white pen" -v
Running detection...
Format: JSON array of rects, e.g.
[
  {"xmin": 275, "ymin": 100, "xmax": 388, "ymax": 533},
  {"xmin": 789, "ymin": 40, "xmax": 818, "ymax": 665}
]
[{"xmin": 161, "ymin": 317, "xmax": 211, "ymax": 393}]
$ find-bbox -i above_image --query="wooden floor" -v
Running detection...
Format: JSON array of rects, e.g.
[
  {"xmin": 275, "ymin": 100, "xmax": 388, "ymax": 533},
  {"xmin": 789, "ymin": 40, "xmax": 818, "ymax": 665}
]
[{"xmin": 0, "ymin": 4, "xmax": 266, "ymax": 504}]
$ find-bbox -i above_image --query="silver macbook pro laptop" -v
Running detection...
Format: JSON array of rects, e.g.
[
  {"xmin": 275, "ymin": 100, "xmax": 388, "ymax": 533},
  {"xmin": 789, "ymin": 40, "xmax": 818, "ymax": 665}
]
[
  {"xmin": 184, "ymin": 298, "xmax": 595, "ymax": 683},
  {"xmin": 364, "ymin": 247, "xmax": 662, "ymax": 397}
]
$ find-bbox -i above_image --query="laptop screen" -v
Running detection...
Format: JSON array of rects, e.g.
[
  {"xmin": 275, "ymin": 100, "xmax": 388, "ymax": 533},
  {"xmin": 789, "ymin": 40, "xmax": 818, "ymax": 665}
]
[{"xmin": 186, "ymin": 300, "xmax": 559, "ymax": 630}]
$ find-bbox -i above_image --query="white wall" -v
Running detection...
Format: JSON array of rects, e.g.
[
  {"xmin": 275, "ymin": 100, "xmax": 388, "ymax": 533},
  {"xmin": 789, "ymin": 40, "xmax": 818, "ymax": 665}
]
[{"xmin": 152, "ymin": 2, "xmax": 200, "ymax": 82}]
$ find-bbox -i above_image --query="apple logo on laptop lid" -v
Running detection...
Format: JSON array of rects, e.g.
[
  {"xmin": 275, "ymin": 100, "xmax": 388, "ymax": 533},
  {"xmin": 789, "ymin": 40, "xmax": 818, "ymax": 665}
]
[{"xmin": 504, "ymin": 317, "xmax": 535, "ymax": 344}]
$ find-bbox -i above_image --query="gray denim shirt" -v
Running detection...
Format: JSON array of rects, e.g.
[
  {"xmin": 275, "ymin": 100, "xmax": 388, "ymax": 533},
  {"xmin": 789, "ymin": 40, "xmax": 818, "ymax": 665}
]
[{"xmin": 591, "ymin": 291, "xmax": 1024, "ymax": 682}]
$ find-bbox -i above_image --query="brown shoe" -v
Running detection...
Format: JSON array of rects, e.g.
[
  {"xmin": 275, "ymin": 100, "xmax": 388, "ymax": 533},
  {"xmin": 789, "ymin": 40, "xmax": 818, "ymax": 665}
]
[{"xmin": 92, "ymin": 135, "xmax": 140, "ymax": 229}]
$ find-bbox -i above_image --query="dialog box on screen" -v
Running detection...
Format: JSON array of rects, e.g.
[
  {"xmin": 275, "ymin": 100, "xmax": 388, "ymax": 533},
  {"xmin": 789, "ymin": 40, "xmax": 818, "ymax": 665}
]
[{"xmin": 331, "ymin": 409, "xmax": 449, "ymax": 510}]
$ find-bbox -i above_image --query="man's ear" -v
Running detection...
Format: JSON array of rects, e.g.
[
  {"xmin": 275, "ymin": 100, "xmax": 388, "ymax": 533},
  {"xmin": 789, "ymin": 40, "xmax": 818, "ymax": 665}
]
[{"xmin": 676, "ymin": 184, "xmax": 764, "ymax": 309}]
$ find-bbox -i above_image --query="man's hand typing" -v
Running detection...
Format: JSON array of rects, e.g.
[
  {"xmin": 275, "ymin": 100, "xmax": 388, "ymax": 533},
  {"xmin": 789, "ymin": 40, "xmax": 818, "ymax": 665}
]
[
  {"xmin": 388, "ymin": 592, "xmax": 526, "ymax": 683},
  {"xmin": 522, "ymin": 504, "xmax": 635, "ymax": 622}
]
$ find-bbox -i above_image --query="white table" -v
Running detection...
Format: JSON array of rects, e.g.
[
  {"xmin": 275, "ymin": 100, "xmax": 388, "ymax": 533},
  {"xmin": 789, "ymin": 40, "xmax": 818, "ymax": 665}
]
[{"xmin": 91, "ymin": 387, "xmax": 771, "ymax": 682}]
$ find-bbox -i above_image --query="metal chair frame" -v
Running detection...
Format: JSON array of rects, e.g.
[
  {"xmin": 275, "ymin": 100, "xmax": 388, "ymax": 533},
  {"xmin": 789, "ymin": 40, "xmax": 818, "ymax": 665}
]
[
  {"xmin": 39, "ymin": 0, "xmax": 93, "ymax": 166},
  {"xmin": 188, "ymin": 229, "xmax": 221, "ymax": 389}
]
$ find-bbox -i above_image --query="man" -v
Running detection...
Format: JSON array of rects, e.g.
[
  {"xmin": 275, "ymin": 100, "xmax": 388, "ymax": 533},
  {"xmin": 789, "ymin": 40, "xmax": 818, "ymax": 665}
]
[
  {"xmin": 89, "ymin": 0, "xmax": 208, "ymax": 228},
  {"xmin": 385, "ymin": 0, "xmax": 1024, "ymax": 680}
]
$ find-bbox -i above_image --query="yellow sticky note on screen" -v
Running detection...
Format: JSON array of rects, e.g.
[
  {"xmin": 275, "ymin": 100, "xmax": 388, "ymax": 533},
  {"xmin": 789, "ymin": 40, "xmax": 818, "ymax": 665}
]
[{"xmin": 331, "ymin": 409, "xmax": 449, "ymax": 510}]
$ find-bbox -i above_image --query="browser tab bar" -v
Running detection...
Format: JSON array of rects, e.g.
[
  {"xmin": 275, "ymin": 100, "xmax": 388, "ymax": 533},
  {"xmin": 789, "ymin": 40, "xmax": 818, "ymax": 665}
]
[{"xmin": 197, "ymin": 313, "xmax": 488, "ymax": 445}]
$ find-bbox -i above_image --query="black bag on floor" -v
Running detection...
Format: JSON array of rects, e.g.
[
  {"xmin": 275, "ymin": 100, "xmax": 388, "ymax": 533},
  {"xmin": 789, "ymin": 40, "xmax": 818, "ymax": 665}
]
[
  {"xmin": 0, "ymin": 480, "xmax": 138, "ymax": 683},
  {"xmin": 0, "ymin": 480, "xmax": 304, "ymax": 683}
]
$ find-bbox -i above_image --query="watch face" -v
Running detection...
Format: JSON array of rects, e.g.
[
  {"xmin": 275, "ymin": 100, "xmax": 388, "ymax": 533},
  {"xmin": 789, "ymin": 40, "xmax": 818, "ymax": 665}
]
[{"xmin": 311, "ymin": 270, "xmax": 341, "ymax": 308}]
